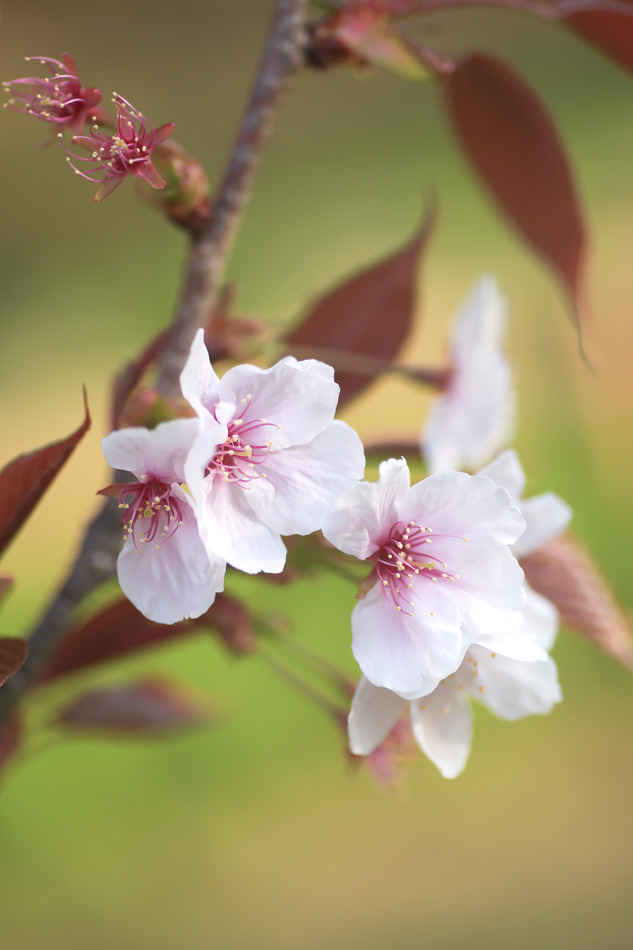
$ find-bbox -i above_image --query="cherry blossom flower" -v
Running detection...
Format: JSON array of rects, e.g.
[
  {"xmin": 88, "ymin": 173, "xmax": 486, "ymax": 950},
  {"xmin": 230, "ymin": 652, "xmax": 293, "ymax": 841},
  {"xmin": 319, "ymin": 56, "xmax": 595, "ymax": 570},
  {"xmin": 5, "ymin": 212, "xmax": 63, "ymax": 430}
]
[
  {"xmin": 348, "ymin": 589, "xmax": 562, "ymax": 779},
  {"xmin": 100, "ymin": 418, "xmax": 226, "ymax": 624},
  {"xmin": 65, "ymin": 93, "xmax": 174, "ymax": 201},
  {"xmin": 322, "ymin": 457, "xmax": 526, "ymax": 697},
  {"xmin": 179, "ymin": 329, "xmax": 366, "ymax": 575},
  {"xmin": 421, "ymin": 277, "xmax": 516, "ymax": 474},
  {"xmin": 3, "ymin": 54, "xmax": 102, "ymax": 134}
]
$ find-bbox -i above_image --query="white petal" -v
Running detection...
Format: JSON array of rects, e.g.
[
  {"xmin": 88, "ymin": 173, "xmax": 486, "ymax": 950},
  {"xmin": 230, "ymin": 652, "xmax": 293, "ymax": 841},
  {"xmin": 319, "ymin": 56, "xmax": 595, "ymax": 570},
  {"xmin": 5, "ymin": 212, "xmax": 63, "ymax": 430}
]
[
  {"xmin": 247, "ymin": 421, "xmax": 365, "ymax": 536},
  {"xmin": 403, "ymin": 470, "xmax": 526, "ymax": 547},
  {"xmin": 474, "ymin": 631, "xmax": 548, "ymax": 662},
  {"xmin": 522, "ymin": 584, "xmax": 559, "ymax": 651},
  {"xmin": 410, "ymin": 684, "xmax": 473, "ymax": 779},
  {"xmin": 468, "ymin": 645, "xmax": 562, "ymax": 720},
  {"xmin": 515, "ymin": 492, "xmax": 572, "ymax": 558},
  {"xmin": 451, "ymin": 276, "xmax": 507, "ymax": 357},
  {"xmin": 348, "ymin": 676, "xmax": 407, "ymax": 756},
  {"xmin": 179, "ymin": 328, "xmax": 222, "ymax": 419},
  {"xmin": 477, "ymin": 449, "xmax": 525, "ymax": 501},
  {"xmin": 102, "ymin": 418, "xmax": 201, "ymax": 483},
  {"xmin": 351, "ymin": 580, "xmax": 463, "ymax": 697},
  {"xmin": 218, "ymin": 357, "xmax": 339, "ymax": 448},
  {"xmin": 323, "ymin": 457, "xmax": 409, "ymax": 560},
  {"xmin": 197, "ymin": 476, "xmax": 287, "ymax": 574},
  {"xmin": 451, "ymin": 545, "xmax": 526, "ymax": 638},
  {"xmin": 116, "ymin": 498, "xmax": 225, "ymax": 624}
]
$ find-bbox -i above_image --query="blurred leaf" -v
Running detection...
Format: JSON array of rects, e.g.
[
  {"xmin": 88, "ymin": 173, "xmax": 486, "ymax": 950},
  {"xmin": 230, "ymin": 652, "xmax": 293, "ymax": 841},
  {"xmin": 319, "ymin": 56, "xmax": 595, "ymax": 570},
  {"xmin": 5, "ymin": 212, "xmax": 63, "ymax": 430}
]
[
  {"xmin": 285, "ymin": 202, "xmax": 436, "ymax": 407},
  {"xmin": 364, "ymin": 439, "xmax": 421, "ymax": 458},
  {"xmin": 0, "ymin": 716, "xmax": 21, "ymax": 776},
  {"xmin": 55, "ymin": 678, "xmax": 211, "ymax": 735},
  {"xmin": 0, "ymin": 575, "xmax": 14, "ymax": 604},
  {"xmin": 522, "ymin": 534, "xmax": 633, "ymax": 671},
  {"xmin": 558, "ymin": 2, "xmax": 633, "ymax": 75},
  {"xmin": 0, "ymin": 638, "xmax": 28, "ymax": 687},
  {"xmin": 0, "ymin": 390, "xmax": 91, "ymax": 559},
  {"xmin": 41, "ymin": 592, "xmax": 255, "ymax": 684},
  {"xmin": 443, "ymin": 54, "xmax": 585, "ymax": 330}
]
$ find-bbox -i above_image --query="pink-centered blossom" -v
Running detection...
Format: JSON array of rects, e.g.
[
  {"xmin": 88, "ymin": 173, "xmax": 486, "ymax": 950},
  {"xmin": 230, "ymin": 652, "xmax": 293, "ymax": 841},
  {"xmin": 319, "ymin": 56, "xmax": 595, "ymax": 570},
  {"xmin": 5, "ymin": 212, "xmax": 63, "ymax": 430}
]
[
  {"xmin": 348, "ymin": 588, "xmax": 562, "ymax": 779},
  {"xmin": 100, "ymin": 418, "xmax": 226, "ymax": 624},
  {"xmin": 180, "ymin": 329, "xmax": 366, "ymax": 574},
  {"xmin": 322, "ymin": 457, "xmax": 526, "ymax": 697},
  {"xmin": 422, "ymin": 277, "xmax": 516, "ymax": 474},
  {"xmin": 64, "ymin": 93, "xmax": 174, "ymax": 201},
  {"xmin": 3, "ymin": 54, "xmax": 101, "ymax": 134}
]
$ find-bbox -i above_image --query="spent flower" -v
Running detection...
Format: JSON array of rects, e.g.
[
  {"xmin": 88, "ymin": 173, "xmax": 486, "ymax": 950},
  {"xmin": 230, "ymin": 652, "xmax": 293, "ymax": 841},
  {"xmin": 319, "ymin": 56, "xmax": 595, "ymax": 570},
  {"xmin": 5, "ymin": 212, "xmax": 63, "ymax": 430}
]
[
  {"xmin": 3, "ymin": 54, "xmax": 102, "ymax": 134},
  {"xmin": 64, "ymin": 93, "xmax": 174, "ymax": 201}
]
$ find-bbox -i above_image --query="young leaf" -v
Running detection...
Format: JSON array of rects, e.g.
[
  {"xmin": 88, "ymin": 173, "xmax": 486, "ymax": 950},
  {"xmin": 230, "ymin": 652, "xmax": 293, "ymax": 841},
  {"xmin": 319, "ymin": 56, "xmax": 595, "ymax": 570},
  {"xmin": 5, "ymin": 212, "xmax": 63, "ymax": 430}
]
[
  {"xmin": 522, "ymin": 535, "xmax": 633, "ymax": 671},
  {"xmin": 558, "ymin": 2, "xmax": 633, "ymax": 75},
  {"xmin": 55, "ymin": 678, "xmax": 211, "ymax": 735},
  {"xmin": 443, "ymin": 54, "xmax": 585, "ymax": 329},
  {"xmin": 0, "ymin": 391, "xmax": 91, "ymax": 558},
  {"xmin": 285, "ymin": 203, "xmax": 436, "ymax": 407},
  {"xmin": 0, "ymin": 637, "xmax": 28, "ymax": 687}
]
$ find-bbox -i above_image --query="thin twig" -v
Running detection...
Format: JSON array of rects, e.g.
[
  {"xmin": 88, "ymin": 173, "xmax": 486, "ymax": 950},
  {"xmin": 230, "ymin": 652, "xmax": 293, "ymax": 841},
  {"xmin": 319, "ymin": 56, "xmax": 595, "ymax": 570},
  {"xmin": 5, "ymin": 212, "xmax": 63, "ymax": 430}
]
[{"xmin": 0, "ymin": 0, "xmax": 309, "ymax": 725}]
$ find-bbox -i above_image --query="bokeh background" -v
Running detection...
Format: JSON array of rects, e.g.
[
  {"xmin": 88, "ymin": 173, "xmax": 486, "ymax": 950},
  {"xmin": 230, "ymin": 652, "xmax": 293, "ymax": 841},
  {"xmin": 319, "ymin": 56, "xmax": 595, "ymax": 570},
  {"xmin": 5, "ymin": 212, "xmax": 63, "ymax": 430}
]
[{"xmin": 1, "ymin": 2, "xmax": 632, "ymax": 947}]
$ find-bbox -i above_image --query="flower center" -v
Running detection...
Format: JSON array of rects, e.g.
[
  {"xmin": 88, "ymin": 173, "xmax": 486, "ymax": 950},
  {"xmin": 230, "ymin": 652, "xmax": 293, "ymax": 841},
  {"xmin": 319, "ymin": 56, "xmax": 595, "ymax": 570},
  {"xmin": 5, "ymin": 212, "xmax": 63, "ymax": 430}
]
[
  {"xmin": 375, "ymin": 520, "xmax": 459, "ymax": 616},
  {"xmin": 117, "ymin": 478, "xmax": 184, "ymax": 553},
  {"xmin": 206, "ymin": 394, "xmax": 280, "ymax": 488}
]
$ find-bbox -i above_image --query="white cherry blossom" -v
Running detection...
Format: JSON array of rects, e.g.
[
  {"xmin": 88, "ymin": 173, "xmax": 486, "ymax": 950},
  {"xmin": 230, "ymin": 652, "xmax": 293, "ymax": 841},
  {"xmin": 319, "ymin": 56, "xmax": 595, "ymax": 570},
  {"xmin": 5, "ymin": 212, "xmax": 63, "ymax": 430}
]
[
  {"xmin": 101, "ymin": 418, "xmax": 227, "ymax": 625},
  {"xmin": 180, "ymin": 329, "xmax": 365, "ymax": 575},
  {"xmin": 422, "ymin": 277, "xmax": 516, "ymax": 474},
  {"xmin": 323, "ymin": 457, "xmax": 526, "ymax": 697},
  {"xmin": 348, "ymin": 591, "xmax": 562, "ymax": 779}
]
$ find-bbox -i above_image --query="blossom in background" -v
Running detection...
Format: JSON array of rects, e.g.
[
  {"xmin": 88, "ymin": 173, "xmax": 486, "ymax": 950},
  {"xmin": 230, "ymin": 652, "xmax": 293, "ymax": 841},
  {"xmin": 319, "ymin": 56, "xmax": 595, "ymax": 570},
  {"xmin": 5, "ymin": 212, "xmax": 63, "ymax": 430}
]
[
  {"xmin": 180, "ymin": 329, "xmax": 366, "ymax": 575},
  {"xmin": 322, "ymin": 457, "xmax": 526, "ymax": 697},
  {"xmin": 3, "ymin": 54, "xmax": 101, "ymax": 134},
  {"xmin": 422, "ymin": 277, "xmax": 515, "ymax": 474},
  {"xmin": 100, "ymin": 418, "xmax": 226, "ymax": 625},
  {"xmin": 348, "ymin": 587, "xmax": 562, "ymax": 779},
  {"xmin": 65, "ymin": 93, "xmax": 174, "ymax": 201}
]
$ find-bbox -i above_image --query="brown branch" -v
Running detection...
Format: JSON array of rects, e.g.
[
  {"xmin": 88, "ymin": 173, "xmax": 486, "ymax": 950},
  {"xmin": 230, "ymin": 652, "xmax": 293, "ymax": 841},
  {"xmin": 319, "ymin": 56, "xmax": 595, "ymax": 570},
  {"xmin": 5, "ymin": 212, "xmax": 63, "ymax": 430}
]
[{"xmin": 0, "ymin": 0, "xmax": 309, "ymax": 724}]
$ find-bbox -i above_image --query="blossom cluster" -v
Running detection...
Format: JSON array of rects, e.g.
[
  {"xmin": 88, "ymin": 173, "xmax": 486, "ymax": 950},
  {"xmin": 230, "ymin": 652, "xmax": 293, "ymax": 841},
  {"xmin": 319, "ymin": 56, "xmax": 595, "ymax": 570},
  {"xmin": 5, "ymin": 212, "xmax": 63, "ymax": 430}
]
[{"xmin": 101, "ymin": 278, "xmax": 569, "ymax": 780}]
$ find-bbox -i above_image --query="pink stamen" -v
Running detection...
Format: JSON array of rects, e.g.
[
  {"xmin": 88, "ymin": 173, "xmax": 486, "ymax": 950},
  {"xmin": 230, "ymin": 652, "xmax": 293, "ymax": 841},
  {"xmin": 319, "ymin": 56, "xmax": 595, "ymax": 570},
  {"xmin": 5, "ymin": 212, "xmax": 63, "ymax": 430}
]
[
  {"xmin": 207, "ymin": 396, "xmax": 279, "ymax": 487},
  {"xmin": 116, "ymin": 478, "xmax": 184, "ymax": 554},
  {"xmin": 375, "ymin": 520, "xmax": 458, "ymax": 615}
]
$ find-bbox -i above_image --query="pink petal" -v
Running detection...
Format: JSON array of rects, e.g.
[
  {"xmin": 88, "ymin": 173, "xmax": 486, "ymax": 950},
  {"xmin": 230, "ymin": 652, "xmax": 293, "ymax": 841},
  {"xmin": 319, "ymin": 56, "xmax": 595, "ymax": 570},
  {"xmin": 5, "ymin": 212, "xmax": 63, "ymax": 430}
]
[
  {"xmin": 102, "ymin": 418, "xmax": 201, "ymax": 483},
  {"xmin": 348, "ymin": 676, "xmax": 407, "ymax": 756},
  {"xmin": 410, "ymin": 684, "xmax": 473, "ymax": 779},
  {"xmin": 134, "ymin": 160, "xmax": 166, "ymax": 190}
]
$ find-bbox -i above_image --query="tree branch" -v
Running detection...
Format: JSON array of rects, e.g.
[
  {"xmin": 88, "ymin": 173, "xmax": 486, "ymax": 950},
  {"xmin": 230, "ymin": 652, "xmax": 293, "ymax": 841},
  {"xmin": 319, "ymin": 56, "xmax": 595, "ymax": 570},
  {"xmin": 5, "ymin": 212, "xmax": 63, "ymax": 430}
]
[{"xmin": 0, "ymin": 0, "xmax": 309, "ymax": 723}]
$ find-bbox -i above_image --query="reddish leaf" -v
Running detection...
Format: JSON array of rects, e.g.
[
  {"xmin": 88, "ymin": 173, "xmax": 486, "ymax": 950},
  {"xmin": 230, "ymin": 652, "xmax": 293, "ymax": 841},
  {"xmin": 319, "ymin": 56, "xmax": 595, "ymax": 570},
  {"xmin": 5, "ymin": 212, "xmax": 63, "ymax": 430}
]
[
  {"xmin": 522, "ymin": 535, "xmax": 633, "ymax": 671},
  {"xmin": 0, "ymin": 637, "xmax": 28, "ymax": 687},
  {"xmin": 56, "ymin": 678, "xmax": 210, "ymax": 735},
  {"xmin": 111, "ymin": 328, "xmax": 168, "ymax": 430},
  {"xmin": 285, "ymin": 203, "xmax": 436, "ymax": 407},
  {"xmin": 0, "ymin": 716, "xmax": 21, "ymax": 776},
  {"xmin": 41, "ymin": 592, "xmax": 255, "ymax": 684},
  {"xmin": 363, "ymin": 438, "xmax": 421, "ymax": 458},
  {"xmin": 0, "ymin": 391, "xmax": 91, "ymax": 558},
  {"xmin": 559, "ymin": 3, "xmax": 633, "ymax": 75},
  {"xmin": 0, "ymin": 574, "xmax": 13, "ymax": 604},
  {"xmin": 443, "ymin": 54, "xmax": 585, "ymax": 327}
]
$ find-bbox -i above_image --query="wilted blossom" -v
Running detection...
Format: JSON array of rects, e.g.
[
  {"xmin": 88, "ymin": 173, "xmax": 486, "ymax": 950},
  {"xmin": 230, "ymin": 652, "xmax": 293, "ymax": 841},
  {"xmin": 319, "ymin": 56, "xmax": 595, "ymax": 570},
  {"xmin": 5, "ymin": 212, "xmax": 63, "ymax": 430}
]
[
  {"xmin": 348, "ymin": 587, "xmax": 562, "ymax": 779},
  {"xmin": 179, "ymin": 329, "xmax": 366, "ymax": 575},
  {"xmin": 100, "ymin": 418, "xmax": 226, "ymax": 624},
  {"xmin": 65, "ymin": 93, "xmax": 174, "ymax": 201},
  {"xmin": 422, "ymin": 277, "xmax": 516, "ymax": 474},
  {"xmin": 3, "ymin": 54, "xmax": 101, "ymax": 134},
  {"xmin": 322, "ymin": 457, "xmax": 526, "ymax": 697}
]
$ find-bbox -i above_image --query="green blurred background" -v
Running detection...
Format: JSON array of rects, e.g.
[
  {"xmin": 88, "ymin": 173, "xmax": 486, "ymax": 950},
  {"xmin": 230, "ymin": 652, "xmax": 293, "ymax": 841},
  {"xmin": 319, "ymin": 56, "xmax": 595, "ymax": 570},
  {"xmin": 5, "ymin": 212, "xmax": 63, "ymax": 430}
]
[{"xmin": 1, "ymin": 2, "xmax": 632, "ymax": 947}]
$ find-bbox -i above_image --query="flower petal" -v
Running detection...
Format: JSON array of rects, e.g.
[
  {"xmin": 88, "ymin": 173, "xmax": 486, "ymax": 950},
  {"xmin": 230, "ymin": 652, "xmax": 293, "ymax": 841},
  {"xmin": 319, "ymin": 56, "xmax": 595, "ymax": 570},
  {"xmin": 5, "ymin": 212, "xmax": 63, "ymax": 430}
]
[
  {"xmin": 247, "ymin": 421, "xmax": 365, "ymax": 536},
  {"xmin": 116, "ymin": 497, "xmax": 225, "ymax": 624},
  {"xmin": 348, "ymin": 676, "xmax": 407, "ymax": 756},
  {"xmin": 468, "ymin": 645, "xmax": 562, "ymax": 720},
  {"xmin": 515, "ymin": 492, "xmax": 572, "ymax": 558},
  {"xmin": 410, "ymin": 683, "xmax": 473, "ymax": 779},
  {"xmin": 102, "ymin": 418, "xmax": 201, "ymax": 483},
  {"xmin": 180, "ymin": 328, "xmax": 222, "ymax": 421},
  {"xmin": 217, "ymin": 357, "xmax": 339, "ymax": 448},
  {"xmin": 477, "ymin": 449, "xmax": 525, "ymax": 501},
  {"xmin": 351, "ymin": 579, "xmax": 463, "ymax": 697},
  {"xmin": 521, "ymin": 584, "xmax": 559, "ymax": 651},
  {"xmin": 450, "ymin": 545, "xmax": 526, "ymax": 638}
]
